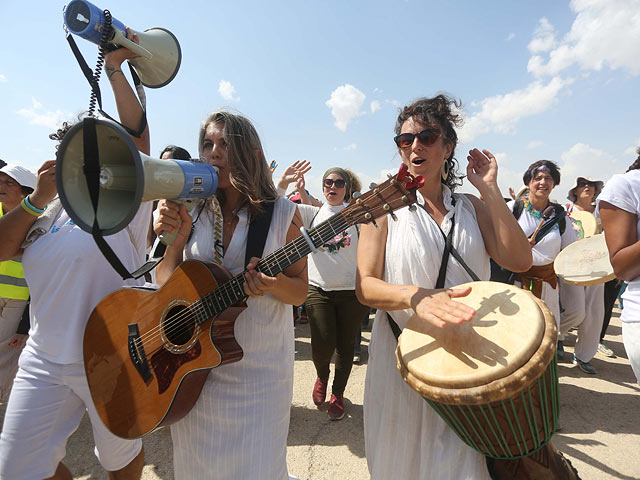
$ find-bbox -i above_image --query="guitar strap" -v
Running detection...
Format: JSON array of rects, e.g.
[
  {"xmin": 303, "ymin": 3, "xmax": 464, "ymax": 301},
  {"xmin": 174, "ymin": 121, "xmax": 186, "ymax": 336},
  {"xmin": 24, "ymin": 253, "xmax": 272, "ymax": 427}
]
[{"xmin": 244, "ymin": 200, "xmax": 276, "ymax": 267}]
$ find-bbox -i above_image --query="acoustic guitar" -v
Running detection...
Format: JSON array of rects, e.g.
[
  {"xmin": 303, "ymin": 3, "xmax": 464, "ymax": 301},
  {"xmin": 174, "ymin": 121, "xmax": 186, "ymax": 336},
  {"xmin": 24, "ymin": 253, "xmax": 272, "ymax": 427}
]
[{"xmin": 83, "ymin": 165, "xmax": 423, "ymax": 439}]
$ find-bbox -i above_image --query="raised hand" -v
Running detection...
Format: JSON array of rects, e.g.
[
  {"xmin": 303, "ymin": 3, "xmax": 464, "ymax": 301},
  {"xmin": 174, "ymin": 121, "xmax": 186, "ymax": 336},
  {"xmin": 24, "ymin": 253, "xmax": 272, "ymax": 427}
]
[
  {"xmin": 277, "ymin": 160, "xmax": 312, "ymax": 189},
  {"xmin": 466, "ymin": 148, "xmax": 498, "ymax": 193},
  {"xmin": 29, "ymin": 160, "xmax": 57, "ymax": 210}
]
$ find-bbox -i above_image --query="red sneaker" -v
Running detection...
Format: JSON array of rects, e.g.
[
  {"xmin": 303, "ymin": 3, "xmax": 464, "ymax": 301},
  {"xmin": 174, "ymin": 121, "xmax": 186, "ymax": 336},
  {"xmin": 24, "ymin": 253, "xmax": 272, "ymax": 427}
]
[
  {"xmin": 328, "ymin": 393, "xmax": 345, "ymax": 421},
  {"xmin": 312, "ymin": 377, "xmax": 327, "ymax": 406}
]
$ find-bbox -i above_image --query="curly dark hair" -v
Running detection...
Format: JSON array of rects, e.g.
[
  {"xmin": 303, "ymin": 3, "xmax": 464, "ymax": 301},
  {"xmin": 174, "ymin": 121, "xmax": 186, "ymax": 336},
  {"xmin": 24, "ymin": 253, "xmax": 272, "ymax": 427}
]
[
  {"xmin": 523, "ymin": 160, "xmax": 561, "ymax": 186},
  {"xmin": 627, "ymin": 147, "xmax": 640, "ymax": 172},
  {"xmin": 394, "ymin": 94, "xmax": 464, "ymax": 191},
  {"xmin": 160, "ymin": 145, "xmax": 192, "ymax": 160},
  {"xmin": 48, "ymin": 113, "xmax": 88, "ymax": 150}
]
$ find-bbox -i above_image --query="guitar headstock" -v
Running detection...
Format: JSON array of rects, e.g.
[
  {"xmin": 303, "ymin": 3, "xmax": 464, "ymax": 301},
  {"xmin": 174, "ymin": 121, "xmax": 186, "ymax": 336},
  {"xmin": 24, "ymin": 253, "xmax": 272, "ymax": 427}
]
[{"xmin": 342, "ymin": 164, "xmax": 424, "ymax": 227}]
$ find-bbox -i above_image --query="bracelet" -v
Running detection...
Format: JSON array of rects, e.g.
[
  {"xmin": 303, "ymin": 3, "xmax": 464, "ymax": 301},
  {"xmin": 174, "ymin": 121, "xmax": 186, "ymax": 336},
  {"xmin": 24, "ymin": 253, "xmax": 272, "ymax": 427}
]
[
  {"xmin": 24, "ymin": 195, "xmax": 46, "ymax": 214},
  {"xmin": 20, "ymin": 198, "xmax": 43, "ymax": 217}
]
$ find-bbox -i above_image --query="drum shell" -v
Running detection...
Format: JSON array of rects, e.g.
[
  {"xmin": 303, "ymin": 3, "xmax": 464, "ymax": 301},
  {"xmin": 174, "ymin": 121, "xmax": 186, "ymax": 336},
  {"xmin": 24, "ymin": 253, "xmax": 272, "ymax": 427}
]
[{"xmin": 396, "ymin": 288, "xmax": 559, "ymax": 459}]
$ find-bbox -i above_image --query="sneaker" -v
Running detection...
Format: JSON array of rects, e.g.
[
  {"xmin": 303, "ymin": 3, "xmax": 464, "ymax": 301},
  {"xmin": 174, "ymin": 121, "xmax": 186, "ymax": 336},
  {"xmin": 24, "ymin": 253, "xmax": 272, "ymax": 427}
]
[
  {"xmin": 328, "ymin": 393, "xmax": 345, "ymax": 421},
  {"xmin": 353, "ymin": 352, "xmax": 361, "ymax": 364},
  {"xmin": 573, "ymin": 355, "xmax": 596, "ymax": 374},
  {"xmin": 597, "ymin": 342, "xmax": 615, "ymax": 358},
  {"xmin": 557, "ymin": 341, "xmax": 565, "ymax": 360},
  {"xmin": 312, "ymin": 377, "xmax": 327, "ymax": 406}
]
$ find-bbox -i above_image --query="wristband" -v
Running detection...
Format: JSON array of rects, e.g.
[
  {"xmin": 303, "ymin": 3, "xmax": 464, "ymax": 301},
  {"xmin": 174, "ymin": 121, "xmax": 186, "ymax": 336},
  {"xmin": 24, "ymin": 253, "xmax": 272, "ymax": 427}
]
[
  {"xmin": 20, "ymin": 198, "xmax": 43, "ymax": 217},
  {"xmin": 24, "ymin": 195, "xmax": 46, "ymax": 214}
]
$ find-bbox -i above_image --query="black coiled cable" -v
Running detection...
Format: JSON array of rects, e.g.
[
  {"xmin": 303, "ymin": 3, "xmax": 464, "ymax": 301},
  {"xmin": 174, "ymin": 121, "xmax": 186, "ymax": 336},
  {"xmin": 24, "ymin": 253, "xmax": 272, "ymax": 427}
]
[{"xmin": 88, "ymin": 9, "xmax": 113, "ymax": 117}]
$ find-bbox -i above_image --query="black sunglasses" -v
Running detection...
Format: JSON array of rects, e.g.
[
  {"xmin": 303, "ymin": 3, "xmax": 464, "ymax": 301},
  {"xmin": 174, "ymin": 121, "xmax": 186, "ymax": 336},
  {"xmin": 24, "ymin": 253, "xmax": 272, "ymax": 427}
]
[
  {"xmin": 394, "ymin": 128, "xmax": 442, "ymax": 149},
  {"xmin": 324, "ymin": 178, "xmax": 346, "ymax": 188},
  {"xmin": 577, "ymin": 181, "xmax": 595, "ymax": 188}
]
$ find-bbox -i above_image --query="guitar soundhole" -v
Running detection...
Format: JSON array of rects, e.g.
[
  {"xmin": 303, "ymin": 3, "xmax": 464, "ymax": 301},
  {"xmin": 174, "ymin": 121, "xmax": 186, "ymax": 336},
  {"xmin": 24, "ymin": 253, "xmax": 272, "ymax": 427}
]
[{"xmin": 162, "ymin": 304, "xmax": 199, "ymax": 353}]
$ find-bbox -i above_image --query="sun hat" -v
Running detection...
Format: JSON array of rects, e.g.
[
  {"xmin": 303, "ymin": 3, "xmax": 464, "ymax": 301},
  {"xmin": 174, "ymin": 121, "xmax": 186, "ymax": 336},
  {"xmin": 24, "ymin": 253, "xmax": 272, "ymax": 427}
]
[
  {"xmin": 567, "ymin": 177, "xmax": 604, "ymax": 203},
  {"xmin": 0, "ymin": 164, "xmax": 37, "ymax": 190}
]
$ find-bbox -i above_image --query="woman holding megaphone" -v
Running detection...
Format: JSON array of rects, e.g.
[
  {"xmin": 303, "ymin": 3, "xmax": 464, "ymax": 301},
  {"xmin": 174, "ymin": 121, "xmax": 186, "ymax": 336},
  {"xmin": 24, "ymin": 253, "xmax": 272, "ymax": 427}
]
[
  {"xmin": 0, "ymin": 32, "xmax": 148, "ymax": 480},
  {"xmin": 154, "ymin": 112, "xmax": 308, "ymax": 479}
]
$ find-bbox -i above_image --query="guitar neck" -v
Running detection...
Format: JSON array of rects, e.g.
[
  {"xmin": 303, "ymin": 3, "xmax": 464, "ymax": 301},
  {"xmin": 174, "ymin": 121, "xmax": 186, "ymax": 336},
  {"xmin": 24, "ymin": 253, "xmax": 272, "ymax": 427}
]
[{"xmin": 197, "ymin": 211, "xmax": 350, "ymax": 323}]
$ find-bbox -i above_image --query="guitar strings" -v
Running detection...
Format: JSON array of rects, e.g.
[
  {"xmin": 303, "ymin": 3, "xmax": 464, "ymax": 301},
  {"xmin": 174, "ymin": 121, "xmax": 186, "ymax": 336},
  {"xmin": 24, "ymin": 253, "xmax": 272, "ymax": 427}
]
[
  {"xmin": 133, "ymin": 182, "xmax": 405, "ymax": 355},
  {"xmin": 133, "ymin": 214, "xmax": 352, "ymax": 353}
]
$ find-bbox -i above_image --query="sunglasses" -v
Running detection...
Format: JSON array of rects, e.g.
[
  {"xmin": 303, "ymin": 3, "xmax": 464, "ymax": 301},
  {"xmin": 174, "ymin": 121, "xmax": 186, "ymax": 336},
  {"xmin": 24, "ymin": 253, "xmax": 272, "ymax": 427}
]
[
  {"xmin": 323, "ymin": 178, "xmax": 346, "ymax": 188},
  {"xmin": 577, "ymin": 181, "xmax": 595, "ymax": 188},
  {"xmin": 394, "ymin": 128, "xmax": 442, "ymax": 149}
]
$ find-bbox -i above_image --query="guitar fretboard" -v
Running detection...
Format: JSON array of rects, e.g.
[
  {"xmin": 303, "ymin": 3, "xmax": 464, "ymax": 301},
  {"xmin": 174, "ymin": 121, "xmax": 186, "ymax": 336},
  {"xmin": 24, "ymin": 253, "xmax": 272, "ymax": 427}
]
[{"xmin": 194, "ymin": 211, "xmax": 350, "ymax": 324}]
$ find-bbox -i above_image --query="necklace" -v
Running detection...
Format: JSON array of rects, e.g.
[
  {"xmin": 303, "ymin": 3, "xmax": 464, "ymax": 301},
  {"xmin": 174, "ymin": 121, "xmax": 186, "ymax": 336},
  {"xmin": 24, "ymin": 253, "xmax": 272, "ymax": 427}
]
[{"xmin": 223, "ymin": 204, "xmax": 243, "ymax": 225}]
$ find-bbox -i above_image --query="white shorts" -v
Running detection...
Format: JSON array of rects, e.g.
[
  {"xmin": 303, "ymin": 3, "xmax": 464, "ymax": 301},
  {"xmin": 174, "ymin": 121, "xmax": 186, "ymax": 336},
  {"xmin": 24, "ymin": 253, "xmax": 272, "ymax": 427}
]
[
  {"xmin": 0, "ymin": 348, "xmax": 142, "ymax": 480},
  {"xmin": 622, "ymin": 321, "xmax": 640, "ymax": 384}
]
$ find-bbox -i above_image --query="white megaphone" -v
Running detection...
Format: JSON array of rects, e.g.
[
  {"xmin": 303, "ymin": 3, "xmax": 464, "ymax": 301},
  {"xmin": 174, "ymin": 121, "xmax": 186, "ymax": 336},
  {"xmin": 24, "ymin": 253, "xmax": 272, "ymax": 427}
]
[
  {"xmin": 63, "ymin": 0, "xmax": 181, "ymax": 88},
  {"xmin": 56, "ymin": 118, "xmax": 217, "ymax": 242}
]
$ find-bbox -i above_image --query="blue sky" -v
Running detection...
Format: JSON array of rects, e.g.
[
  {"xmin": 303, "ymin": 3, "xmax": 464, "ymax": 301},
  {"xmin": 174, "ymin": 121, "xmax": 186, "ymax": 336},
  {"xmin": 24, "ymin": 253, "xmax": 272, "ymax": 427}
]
[{"xmin": 1, "ymin": 0, "xmax": 639, "ymax": 202}]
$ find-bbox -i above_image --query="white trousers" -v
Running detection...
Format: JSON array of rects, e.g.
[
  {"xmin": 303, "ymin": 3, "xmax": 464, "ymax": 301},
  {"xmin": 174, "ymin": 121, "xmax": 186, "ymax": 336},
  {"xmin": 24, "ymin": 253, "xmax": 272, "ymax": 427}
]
[
  {"xmin": 0, "ymin": 297, "xmax": 27, "ymax": 401},
  {"xmin": 559, "ymin": 281, "xmax": 605, "ymax": 362},
  {"xmin": 622, "ymin": 321, "xmax": 640, "ymax": 384},
  {"xmin": 0, "ymin": 348, "xmax": 142, "ymax": 480}
]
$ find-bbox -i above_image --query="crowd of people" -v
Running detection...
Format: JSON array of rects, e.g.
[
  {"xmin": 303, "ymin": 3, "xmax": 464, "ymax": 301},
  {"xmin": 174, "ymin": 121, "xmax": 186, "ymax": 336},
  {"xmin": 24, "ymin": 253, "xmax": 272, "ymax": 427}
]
[{"xmin": 0, "ymin": 41, "xmax": 638, "ymax": 480}]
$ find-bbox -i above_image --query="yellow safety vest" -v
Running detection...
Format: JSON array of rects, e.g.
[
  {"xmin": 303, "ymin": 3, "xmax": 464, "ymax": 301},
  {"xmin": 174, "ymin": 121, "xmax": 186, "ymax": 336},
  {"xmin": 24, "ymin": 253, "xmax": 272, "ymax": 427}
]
[{"xmin": 0, "ymin": 203, "xmax": 29, "ymax": 300}]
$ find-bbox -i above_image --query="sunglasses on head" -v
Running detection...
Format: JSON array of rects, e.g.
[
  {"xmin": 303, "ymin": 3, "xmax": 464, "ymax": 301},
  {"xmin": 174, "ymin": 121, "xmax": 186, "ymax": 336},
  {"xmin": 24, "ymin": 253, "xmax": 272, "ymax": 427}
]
[
  {"xmin": 324, "ymin": 178, "xmax": 346, "ymax": 188},
  {"xmin": 394, "ymin": 127, "xmax": 442, "ymax": 149}
]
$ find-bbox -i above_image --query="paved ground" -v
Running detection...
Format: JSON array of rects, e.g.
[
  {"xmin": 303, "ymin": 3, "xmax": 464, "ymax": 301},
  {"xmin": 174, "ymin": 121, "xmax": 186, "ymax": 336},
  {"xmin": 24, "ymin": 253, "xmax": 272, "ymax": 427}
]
[{"xmin": 1, "ymin": 309, "xmax": 638, "ymax": 479}]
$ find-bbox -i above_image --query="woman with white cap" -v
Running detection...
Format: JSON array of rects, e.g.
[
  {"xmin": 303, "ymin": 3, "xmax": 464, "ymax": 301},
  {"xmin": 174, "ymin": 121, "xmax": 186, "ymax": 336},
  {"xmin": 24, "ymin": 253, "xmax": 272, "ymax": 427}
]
[
  {"xmin": 558, "ymin": 177, "xmax": 605, "ymax": 374},
  {"xmin": 0, "ymin": 164, "xmax": 37, "ymax": 401}
]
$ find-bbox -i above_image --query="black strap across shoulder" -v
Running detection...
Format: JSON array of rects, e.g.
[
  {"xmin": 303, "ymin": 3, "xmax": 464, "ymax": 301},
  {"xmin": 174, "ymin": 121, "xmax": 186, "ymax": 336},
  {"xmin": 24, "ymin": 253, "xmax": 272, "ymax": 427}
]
[{"xmin": 244, "ymin": 201, "xmax": 276, "ymax": 267}]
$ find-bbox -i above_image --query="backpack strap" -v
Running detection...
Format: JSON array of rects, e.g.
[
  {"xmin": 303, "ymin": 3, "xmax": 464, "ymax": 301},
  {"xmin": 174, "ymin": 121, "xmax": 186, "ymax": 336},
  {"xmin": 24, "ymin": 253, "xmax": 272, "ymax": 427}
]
[{"xmin": 512, "ymin": 198, "xmax": 525, "ymax": 219}]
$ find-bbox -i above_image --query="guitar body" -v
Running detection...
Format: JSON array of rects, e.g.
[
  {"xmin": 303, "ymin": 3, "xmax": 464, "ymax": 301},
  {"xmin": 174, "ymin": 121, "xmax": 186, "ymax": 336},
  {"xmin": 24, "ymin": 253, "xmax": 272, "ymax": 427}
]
[{"xmin": 83, "ymin": 260, "xmax": 244, "ymax": 439}]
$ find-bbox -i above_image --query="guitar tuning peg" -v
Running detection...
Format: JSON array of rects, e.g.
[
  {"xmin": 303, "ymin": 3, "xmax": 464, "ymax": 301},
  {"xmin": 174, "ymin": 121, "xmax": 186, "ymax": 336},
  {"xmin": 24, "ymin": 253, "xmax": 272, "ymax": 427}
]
[
  {"xmin": 387, "ymin": 173, "xmax": 393, "ymax": 179},
  {"xmin": 372, "ymin": 219, "xmax": 379, "ymax": 229},
  {"xmin": 369, "ymin": 182, "xmax": 378, "ymax": 189},
  {"xmin": 390, "ymin": 212, "xmax": 398, "ymax": 221},
  {"xmin": 351, "ymin": 191, "xmax": 361, "ymax": 199},
  {"xmin": 409, "ymin": 205, "xmax": 418, "ymax": 212}
]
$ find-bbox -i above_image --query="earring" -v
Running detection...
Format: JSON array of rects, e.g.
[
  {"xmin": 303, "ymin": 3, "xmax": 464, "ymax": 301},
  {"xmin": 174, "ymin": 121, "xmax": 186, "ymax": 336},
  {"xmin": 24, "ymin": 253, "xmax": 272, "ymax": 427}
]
[{"xmin": 441, "ymin": 158, "xmax": 450, "ymax": 181}]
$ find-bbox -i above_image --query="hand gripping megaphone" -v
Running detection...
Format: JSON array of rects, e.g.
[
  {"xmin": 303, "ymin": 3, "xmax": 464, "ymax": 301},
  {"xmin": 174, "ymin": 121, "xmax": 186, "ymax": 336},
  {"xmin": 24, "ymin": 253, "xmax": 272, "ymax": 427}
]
[
  {"xmin": 56, "ymin": 118, "xmax": 217, "ymax": 244},
  {"xmin": 63, "ymin": 0, "xmax": 181, "ymax": 88}
]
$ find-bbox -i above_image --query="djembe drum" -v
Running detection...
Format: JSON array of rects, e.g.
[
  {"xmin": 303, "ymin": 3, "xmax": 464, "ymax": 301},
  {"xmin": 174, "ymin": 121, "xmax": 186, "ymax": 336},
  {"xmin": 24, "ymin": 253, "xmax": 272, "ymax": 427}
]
[{"xmin": 396, "ymin": 281, "xmax": 559, "ymax": 460}]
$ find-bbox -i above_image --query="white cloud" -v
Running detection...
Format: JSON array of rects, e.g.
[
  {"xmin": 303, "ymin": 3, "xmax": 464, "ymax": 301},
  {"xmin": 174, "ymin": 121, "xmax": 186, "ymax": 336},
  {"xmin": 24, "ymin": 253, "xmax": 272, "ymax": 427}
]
[
  {"xmin": 325, "ymin": 84, "xmax": 366, "ymax": 131},
  {"xmin": 527, "ymin": 140, "xmax": 544, "ymax": 149},
  {"xmin": 624, "ymin": 139, "xmax": 640, "ymax": 156},
  {"xmin": 373, "ymin": 87, "xmax": 382, "ymax": 93},
  {"xmin": 559, "ymin": 142, "xmax": 626, "ymax": 199},
  {"xmin": 370, "ymin": 100, "xmax": 381, "ymax": 113},
  {"xmin": 458, "ymin": 77, "xmax": 568, "ymax": 143},
  {"xmin": 344, "ymin": 143, "xmax": 357, "ymax": 151},
  {"xmin": 506, "ymin": 33, "xmax": 516, "ymax": 42},
  {"xmin": 528, "ymin": 18, "xmax": 556, "ymax": 53},
  {"xmin": 218, "ymin": 80, "xmax": 239, "ymax": 101},
  {"xmin": 16, "ymin": 97, "xmax": 71, "ymax": 129},
  {"xmin": 0, "ymin": 74, "xmax": 7, "ymax": 82},
  {"xmin": 528, "ymin": 0, "xmax": 640, "ymax": 77}
]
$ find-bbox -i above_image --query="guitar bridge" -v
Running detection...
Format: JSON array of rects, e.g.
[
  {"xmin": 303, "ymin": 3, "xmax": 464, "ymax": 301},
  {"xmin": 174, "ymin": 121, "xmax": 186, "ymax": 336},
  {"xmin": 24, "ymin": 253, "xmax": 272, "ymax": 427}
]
[{"xmin": 128, "ymin": 324, "xmax": 152, "ymax": 382}]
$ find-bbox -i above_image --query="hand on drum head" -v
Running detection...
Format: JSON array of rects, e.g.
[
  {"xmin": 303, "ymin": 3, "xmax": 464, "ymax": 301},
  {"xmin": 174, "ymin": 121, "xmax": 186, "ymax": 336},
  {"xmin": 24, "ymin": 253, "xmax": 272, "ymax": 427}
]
[{"xmin": 411, "ymin": 286, "xmax": 476, "ymax": 328}]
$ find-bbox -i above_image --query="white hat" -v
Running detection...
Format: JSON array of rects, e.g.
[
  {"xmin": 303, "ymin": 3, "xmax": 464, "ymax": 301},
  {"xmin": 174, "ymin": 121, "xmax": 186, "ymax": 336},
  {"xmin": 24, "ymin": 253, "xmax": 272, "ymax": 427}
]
[
  {"xmin": 0, "ymin": 164, "xmax": 37, "ymax": 190},
  {"xmin": 567, "ymin": 177, "xmax": 604, "ymax": 203}
]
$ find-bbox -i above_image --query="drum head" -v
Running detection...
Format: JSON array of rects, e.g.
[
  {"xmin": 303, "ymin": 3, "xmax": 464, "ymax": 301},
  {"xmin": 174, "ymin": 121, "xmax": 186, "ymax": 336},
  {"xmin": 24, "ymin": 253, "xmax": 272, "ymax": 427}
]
[
  {"xmin": 554, "ymin": 234, "xmax": 615, "ymax": 286},
  {"xmin": 397, "ymin": 282, "xmax": 545, "ymax": 391},
  {"xmin": 570, "ymin": 210, "xmax": 599, "ymax": 238}
]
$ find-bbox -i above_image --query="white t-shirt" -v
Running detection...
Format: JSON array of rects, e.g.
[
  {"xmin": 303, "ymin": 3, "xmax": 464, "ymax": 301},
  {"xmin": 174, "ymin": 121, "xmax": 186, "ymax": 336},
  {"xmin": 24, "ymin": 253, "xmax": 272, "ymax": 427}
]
[
  {"xmin": 21, "ymin": 203, "xmax": 152, "ymax": 363},
  {"xmin": 298, "ymin": 203, "xmax": 359, "ymax": 291},
  {"xmin": 508, "ymin": 199, "xmax": 577, "ymax": 265},
  {"xmin": 598, "ymin": 170, "xmax": 640, "ymax": 323}
]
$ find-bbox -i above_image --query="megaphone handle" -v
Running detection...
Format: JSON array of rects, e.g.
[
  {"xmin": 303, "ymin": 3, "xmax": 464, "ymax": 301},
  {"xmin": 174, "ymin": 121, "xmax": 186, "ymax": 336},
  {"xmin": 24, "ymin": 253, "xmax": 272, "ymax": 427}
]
[
  {"xmin": 112, "ymin": 28, "xmax": 153, "ymax": 59},
  {"xmin": 158, "ymin": 228, "xmax": 179, "ymax": 246},
  {"xmin": 158, "ymin": 199, "xmax": 198, "ymax": 246}
]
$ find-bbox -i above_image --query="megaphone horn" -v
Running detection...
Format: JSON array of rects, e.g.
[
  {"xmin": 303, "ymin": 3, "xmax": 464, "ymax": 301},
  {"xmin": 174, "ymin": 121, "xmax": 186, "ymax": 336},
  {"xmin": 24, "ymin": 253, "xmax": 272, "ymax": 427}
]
[
  {"xmin": 56, "ymin": 118, "xmax": 217, "ymax": 237},
  {"xmin": 64, "ymin": 0, "xmax": 181, "ymax": 88}
]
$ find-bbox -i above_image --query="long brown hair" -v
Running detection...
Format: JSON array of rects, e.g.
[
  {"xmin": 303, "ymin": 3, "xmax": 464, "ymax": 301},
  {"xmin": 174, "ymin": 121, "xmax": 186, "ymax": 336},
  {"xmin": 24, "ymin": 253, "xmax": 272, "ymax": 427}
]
[{"xmin": 198, "ymin": 111, "xmax": 277, "ymax": 218}]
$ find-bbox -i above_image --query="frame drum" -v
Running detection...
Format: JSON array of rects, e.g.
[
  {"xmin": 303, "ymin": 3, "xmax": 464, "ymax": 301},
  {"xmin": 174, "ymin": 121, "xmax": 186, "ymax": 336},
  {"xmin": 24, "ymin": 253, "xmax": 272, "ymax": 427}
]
[
  {"xmin": 554, "ymin": 234, "xmax": 615, "ymax": 286},
  {"xmin": 569, "ymin": 210, "xmax": 601, "ymax": 238},
  {"xmin": 396, "ymin": 281, "xmax": 559, "ymax": 459}
]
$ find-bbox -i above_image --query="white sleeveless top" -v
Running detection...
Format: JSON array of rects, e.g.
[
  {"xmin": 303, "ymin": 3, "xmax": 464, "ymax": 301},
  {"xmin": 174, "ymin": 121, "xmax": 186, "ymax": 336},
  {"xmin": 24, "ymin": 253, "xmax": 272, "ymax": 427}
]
[
  {"xmin": 364, "ymin": 188, "xmax": 492, "ymax": 480},
  {"xmin": 171, "ymin": 196, "xmax": 297, "ymax": 479}
]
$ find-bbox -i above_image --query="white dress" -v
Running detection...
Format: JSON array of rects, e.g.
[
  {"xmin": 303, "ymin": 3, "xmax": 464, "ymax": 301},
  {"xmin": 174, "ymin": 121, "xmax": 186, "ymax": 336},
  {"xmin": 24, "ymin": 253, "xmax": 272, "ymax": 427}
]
[
  {"xmin": 171, "ymin": 197, "xmax": 296, "ymax": 479},
  {"xmin": 364, "ymin": 189, "xmax": 492, "ymax": 480}
]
